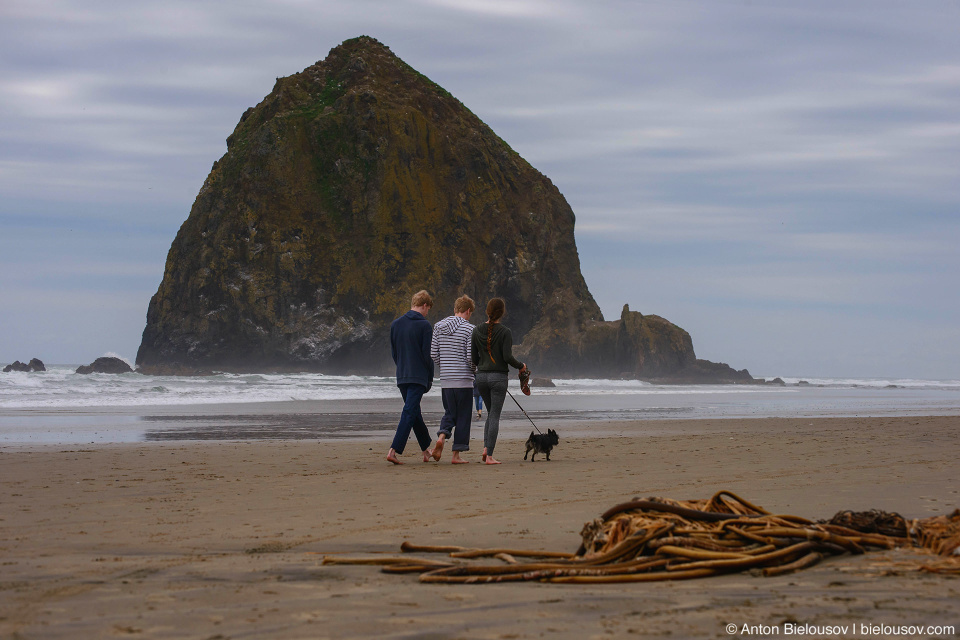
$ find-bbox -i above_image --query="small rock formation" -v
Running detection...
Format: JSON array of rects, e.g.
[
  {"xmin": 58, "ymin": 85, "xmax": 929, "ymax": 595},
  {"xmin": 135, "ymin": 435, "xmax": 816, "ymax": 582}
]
[
  {"xmin": 76, "ymin": 357, "xmax": 134, "ymax": 375},
  {"xmin": 529, "ymin": 377, "xmax": 556, "ymax": 388},
  {"xmin": 3, "ymin": 358, "xmax": 46, "ymax": 373},
  {"xmin": 517, "ymin": 304, "xmax": 751, "ymax": 382}
]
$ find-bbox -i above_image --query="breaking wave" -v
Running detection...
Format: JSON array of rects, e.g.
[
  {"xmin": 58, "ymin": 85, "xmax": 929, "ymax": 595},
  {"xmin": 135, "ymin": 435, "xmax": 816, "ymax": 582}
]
[{"xmin": 0, "ymin": 366, "xmax": 958, "ymax": 409}]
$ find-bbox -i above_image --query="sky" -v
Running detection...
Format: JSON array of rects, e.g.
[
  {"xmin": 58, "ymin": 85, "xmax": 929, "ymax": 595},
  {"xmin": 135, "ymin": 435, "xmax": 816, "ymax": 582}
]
[{"xmin": 1, "ymin": 0, "xmax": 959, "ymax": 379}]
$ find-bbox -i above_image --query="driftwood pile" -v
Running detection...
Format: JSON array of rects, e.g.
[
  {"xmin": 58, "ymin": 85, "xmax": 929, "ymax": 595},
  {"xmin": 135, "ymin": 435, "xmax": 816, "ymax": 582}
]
[{"xmin": 323, "ymin": 491, "xmax": 960, "ymax": 583}]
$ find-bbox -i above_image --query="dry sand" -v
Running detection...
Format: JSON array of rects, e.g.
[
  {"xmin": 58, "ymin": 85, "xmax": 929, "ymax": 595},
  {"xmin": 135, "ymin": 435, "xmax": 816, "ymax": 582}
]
[{"xmin": 1, "ymin": 416, "xmax": 958, "ymax": 639}]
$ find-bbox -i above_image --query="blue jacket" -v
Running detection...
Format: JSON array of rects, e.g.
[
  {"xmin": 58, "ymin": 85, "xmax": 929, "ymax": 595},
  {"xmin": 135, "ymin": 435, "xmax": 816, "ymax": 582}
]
[{"xmin": 390, "ymin": 310, "xmax": 434, "ymax": 390}]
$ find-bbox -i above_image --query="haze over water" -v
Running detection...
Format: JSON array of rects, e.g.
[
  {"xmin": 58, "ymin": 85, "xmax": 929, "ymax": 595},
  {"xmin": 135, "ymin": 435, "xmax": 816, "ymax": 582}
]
[{"xmin": 2, "ymin": 366, "xmax": 957, "ymax": 445}]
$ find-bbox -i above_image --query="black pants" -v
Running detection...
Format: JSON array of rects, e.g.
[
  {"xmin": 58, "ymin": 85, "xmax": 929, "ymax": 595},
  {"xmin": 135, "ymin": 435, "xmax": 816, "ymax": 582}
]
[{"xmin": 437, "ymin": 387, "xmax": 472, "ymax": 451}]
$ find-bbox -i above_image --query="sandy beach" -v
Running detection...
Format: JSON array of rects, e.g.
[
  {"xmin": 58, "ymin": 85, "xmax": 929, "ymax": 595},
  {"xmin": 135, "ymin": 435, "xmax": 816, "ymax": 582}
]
[{"xmin": 2, "ymin": 415, "xmax": 958, "ymax": 639}]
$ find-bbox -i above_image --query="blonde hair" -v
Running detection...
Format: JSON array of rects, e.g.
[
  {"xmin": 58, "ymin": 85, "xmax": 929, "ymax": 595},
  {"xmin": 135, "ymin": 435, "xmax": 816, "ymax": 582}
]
[
  {"xmin": 411, "ymin": 290, "xmax": 433, "ymax": 308},
  {"xmin": 454, "ymin": 295, "xmax": 475, "ymax": 314}
]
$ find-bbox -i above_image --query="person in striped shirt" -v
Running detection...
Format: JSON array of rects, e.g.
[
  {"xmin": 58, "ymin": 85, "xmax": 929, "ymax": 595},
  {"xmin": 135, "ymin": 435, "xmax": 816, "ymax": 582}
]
[{"xmin": 429, "ymin": 295, "xmax": 476, "ymax": 464}]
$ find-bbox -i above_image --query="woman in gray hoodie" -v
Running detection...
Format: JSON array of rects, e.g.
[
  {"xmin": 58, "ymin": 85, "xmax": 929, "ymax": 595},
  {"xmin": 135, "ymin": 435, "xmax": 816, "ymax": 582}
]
[{"xmin": 471, "ymin": 298, "xmax": 527, "ymax": 465}]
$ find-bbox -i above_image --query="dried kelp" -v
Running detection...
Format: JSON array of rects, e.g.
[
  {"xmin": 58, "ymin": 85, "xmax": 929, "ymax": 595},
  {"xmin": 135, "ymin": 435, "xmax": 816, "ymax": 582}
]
[{"xmin": 322, "ymin": 491, "xmax": 960, "ymax": 583}]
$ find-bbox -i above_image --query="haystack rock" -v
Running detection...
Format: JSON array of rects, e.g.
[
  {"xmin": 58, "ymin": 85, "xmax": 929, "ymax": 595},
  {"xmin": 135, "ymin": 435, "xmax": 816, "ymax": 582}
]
[{"xmin": 137, "ymin": 36, "xmax": 752, "ymax": 382}]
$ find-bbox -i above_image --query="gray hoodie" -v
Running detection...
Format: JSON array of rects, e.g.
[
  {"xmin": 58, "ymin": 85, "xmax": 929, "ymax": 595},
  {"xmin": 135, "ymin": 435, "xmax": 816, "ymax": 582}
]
[{"xmin": 430, "ymin": 315, "xmax": 476, "ymax": 389}]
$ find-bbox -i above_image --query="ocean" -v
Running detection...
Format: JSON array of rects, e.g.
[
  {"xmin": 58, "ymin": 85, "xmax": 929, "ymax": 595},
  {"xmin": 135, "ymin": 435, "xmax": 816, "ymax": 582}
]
[{"xmin": 1, "ymin": 365, "xmax": 958, "ymax": 444}]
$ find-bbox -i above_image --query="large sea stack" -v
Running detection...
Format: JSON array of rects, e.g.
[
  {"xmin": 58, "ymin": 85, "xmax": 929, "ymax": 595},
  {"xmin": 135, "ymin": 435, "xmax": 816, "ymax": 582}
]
[{"xmin": 137, "ymin": 37, "xmax": 751, "ymax": 382}]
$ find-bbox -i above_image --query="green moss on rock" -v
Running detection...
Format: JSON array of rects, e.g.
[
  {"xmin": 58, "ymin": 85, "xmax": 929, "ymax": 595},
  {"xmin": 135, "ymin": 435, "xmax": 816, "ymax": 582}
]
[
  {"xmin": 137, "ymin": 37, "xmax": 601, "ymax": 373},
  {"xmin": 137, "ymin": 36, "xmax": 751, "ymax": 382}
]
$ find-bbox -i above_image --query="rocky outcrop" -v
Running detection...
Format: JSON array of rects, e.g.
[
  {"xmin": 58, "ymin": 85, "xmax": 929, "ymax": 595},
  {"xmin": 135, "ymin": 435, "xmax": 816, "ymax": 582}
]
[
  {"xmin": 137, "ymin": 36, "xmax": 600, "ymax": 375},
  {"xmin": 644, "ymin": 360, "xmax": 755, "ymax": 384},
  {"xmin": 517, "ymin": 305, "xmax": 751, "ymax": 381},
  {"xmin": 530, "ymin": 377, "xmax": 556, "ymax": 388},
  {"xmin": 76, "ymin": 357, "xmax": 133, "ymax": 375},
  {"xmin": 137, "ymin": 36, "xmax": 755, "ymax": 382},
  {"xmin": 3, "ymin": 358, "xmax": 45, "ymax": 373}
]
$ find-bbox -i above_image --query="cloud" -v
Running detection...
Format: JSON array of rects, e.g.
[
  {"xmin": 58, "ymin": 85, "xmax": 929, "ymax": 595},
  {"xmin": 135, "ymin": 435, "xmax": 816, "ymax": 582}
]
[
  {"xmin": 0, "ymin": 286, "xmax": 148, "ymax": 365},
  {"xmin": 1, "ymin": 0, "xmax": 958, "ymax": 376},
  {"xmin": 414, "ymin": 0, "xmax": 578, "ymax": 19}
]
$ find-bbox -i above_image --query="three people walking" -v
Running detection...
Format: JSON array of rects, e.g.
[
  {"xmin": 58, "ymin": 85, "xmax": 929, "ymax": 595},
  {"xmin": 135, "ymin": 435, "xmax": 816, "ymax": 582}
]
[{"xmin": 388, "ymin": 292, "xmax": 526, "ymax": 466}]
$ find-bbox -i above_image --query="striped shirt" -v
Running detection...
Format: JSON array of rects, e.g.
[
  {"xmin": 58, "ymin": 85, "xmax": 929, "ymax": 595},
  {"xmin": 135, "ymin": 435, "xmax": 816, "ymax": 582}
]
[{"xmin": 430, "ymin": 315, "xmax": 476, "ymax": 388}]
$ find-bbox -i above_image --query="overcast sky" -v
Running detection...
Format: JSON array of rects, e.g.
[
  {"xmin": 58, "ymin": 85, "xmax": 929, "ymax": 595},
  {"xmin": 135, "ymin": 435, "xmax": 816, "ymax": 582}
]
[{"xmin": 2, "ymin": 0, "xmax": 959, "ymax": 379}]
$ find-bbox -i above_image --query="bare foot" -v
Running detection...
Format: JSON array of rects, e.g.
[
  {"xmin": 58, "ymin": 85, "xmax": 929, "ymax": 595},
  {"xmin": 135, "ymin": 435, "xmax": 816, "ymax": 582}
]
[
  {"xmin": 387, "ymin": 449, "xmax": 404, "ymax": 465},
  {"xmin": 484, "ymin": 455, "xmax": 502, "ymax": 465},
  {"xmin": 422, "ymin": 448, "xmax": 433, "ymax": 462},
  {"xmin": 479, "ymin": 447, "xmax": 487, "ymax": 463},
  {"xmin": 451, "ymin": 452, "xmax": 468, "ymax": 464},
  {"xmin": 432, "ymin": 434, "xmax": 445, "ymax": 461}
]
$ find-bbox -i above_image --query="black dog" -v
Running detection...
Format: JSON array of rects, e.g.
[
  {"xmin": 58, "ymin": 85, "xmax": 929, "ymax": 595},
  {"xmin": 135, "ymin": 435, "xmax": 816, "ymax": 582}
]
[{"xmin": 524, "ymin": 429, "xmax": 559, "ymax": 461}]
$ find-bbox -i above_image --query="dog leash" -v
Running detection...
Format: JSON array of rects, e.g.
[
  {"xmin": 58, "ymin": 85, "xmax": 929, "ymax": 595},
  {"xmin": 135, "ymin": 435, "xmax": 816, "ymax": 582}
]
[{"xmin": 506, "ymin": 389, "xmax": 544, "ymax": 435}]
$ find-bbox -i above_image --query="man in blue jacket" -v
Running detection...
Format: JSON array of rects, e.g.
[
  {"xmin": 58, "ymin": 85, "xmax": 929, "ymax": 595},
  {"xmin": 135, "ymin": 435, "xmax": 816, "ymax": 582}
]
[{"xmin": 387, "ymin": 290, "xmax": 437, "ymax": 465}]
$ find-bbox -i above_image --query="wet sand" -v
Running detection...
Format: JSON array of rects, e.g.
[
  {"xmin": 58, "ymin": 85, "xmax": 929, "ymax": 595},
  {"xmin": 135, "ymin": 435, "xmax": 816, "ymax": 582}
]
[{"xmin": 1, "ymin": 416, "xmax": 959, "ymax": 639}]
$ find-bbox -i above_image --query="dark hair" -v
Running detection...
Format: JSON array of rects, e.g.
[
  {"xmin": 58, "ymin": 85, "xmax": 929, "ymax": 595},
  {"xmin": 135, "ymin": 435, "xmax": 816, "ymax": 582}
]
[{"xmin": 485, "ymin": 298, "xmax": 505, "ymax": 362}]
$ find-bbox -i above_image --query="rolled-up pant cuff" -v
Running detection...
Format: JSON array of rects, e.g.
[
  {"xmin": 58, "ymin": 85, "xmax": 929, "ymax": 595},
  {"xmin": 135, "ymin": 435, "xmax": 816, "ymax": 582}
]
[{"xmin": 437, "ymin": 387, "xmax": 473, "ymax": 451}]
